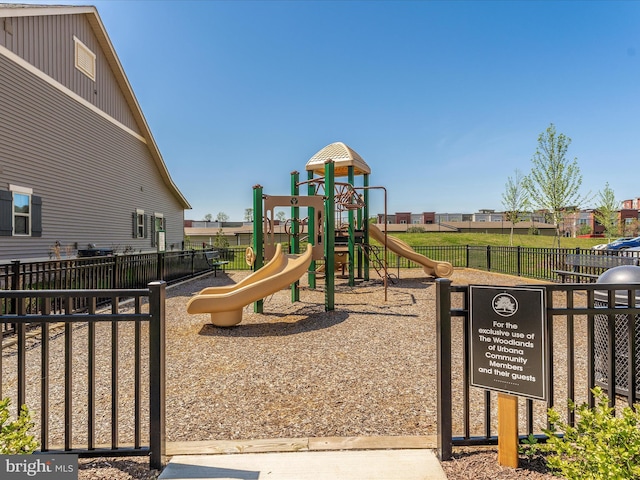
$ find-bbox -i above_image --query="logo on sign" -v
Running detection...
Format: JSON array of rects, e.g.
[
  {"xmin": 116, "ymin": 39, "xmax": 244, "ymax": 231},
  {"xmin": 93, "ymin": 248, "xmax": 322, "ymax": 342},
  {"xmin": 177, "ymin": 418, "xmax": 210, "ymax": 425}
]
[{"xmin": 492, "ymin": 293, "xmax": 518, "ymax": 317}]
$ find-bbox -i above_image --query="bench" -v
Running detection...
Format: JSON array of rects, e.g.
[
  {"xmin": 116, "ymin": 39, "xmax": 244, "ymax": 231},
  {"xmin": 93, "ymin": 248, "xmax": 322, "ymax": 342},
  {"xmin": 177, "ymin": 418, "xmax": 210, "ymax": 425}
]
[
  {"xmin": 553, "ymin": 253, "xmax": 639, "ymax": 283},
  {"xmin": 204, "ymin": 250, "xmax": 229, "ymax": 277}
]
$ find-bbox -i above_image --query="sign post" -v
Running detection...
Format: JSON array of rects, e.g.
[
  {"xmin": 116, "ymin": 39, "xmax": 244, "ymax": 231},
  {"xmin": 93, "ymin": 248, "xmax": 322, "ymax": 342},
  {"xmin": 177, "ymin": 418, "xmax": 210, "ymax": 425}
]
[
  {"xmin": 498, "ymin": 393, "xmax": 519, "ymax": 467},
  {"xmin": 469, "ymin": 285, "xmax": 547, "ymax": 468}
]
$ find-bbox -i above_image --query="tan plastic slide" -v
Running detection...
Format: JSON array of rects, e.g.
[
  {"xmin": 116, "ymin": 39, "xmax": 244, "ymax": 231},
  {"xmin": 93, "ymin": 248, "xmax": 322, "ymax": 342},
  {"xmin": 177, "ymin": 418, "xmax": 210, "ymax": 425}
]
[
  {"xmin": 369, "ymin": 224, "xmax": 453, "ymax": 278},
  {"xmin": 186, "ymin": 243, "xmax": 313, "ymax": 327}
]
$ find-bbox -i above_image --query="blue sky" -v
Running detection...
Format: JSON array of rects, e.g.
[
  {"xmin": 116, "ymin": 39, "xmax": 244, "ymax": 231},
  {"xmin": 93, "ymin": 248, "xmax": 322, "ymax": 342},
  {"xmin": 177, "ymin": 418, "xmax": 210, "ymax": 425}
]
[{"xmin": 26, "ymin": 0, "xmax": 640, "ymax": 221}]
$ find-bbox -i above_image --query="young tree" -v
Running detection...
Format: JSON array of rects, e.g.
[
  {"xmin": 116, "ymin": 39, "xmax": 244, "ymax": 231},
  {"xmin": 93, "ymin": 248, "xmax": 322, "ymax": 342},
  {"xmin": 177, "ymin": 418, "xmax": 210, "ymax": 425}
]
[
  {"xmin": 593, "ymin": 182, "xmax": 620, "ymax": 241},
  {"xmin": 244, "ymin": 208, "xmax": 253, "ymax": 222},
  {"xmin": 276, "ymin": 210, "xmax": 286, "ymax": 222},
  {"xmin": 216, "ymin": 212, "xmax": 229, "ymax": 223},
  {"xmin": 203, "ymin": 213, "xmax": 212, "ymax": 222},
  {"xmin": 522, "ymin": 124, "xmax": 592, "ymax": 247},
  {"xmin": 213, "ymin": 228, "xmax": 229, "ymax": 248},
  {"xmin": 501, "ymin": 169, "xmax": 529, "ymax": 246}
]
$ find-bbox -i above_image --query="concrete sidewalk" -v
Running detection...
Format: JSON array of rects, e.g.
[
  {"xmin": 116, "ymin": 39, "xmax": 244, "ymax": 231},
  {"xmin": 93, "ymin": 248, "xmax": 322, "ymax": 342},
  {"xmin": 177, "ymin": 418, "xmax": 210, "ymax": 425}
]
[{"xmin": 158, "ymin": 449, "xmax": 447, "ymax": 480}]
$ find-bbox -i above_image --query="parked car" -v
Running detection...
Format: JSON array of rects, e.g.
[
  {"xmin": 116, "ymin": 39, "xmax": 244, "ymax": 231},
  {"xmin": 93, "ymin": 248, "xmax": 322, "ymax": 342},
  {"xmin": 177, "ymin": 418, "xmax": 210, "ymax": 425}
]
[
  {"xmin": 592, "ymin": 237, "xmax": 634, "ymax": 250},
  {"xmin": 601, "ymin": 236, "xmax": 640, "ymax": 251}
]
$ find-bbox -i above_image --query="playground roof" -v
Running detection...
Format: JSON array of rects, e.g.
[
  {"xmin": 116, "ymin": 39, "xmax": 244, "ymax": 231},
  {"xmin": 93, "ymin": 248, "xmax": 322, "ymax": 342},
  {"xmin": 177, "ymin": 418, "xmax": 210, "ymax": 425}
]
[{"xmin": 305, "ymin": 142, "xmax": 371, "ymax": 177}]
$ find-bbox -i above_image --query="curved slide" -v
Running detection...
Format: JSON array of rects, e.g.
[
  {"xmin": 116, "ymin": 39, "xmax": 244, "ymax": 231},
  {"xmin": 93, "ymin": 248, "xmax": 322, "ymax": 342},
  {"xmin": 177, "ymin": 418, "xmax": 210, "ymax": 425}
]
[
  {"xmin": 369, "ymin": 224, "xmax": 453, "ymax": 278},
  {"xmin": 187, "ymin": 244, "xmax": 313, "ymax": 327}
]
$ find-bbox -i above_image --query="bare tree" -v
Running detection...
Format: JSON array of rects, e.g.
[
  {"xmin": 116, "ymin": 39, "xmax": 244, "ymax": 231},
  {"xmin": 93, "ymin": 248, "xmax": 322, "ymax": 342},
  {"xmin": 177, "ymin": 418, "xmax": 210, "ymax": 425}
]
[
  {"xmin": 244, "ymin": 208, "xmax": 253, "ymax": 222},
  {"xmin": 501, "ymin": 169, "xmax": 529, "ymax": 246},
  {"xmin": 203, "ymin": 213, "xmax": 212, "ymax": 222},
  {"xmin": 216, "ymin": 212, "xmax": 229, "ymax": 223},
  {"xmin": 522, "ymin": 124, "xmax": 592, "ymax": 247}
]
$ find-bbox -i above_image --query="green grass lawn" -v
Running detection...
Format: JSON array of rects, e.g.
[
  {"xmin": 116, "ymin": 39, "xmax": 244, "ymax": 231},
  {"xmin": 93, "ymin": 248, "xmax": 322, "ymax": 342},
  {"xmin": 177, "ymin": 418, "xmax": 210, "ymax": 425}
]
[
  {"xmin": 386, "ymin": 232, "xmax": 610, "ymax": 249},
  {"xmin": 230, "ymin": 232, "xmax": 612, "ymax": 250}
]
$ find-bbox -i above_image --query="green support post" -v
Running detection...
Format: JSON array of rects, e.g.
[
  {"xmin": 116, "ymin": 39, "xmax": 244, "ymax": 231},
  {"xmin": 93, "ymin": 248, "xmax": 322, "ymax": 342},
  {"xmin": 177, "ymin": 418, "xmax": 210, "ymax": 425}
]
[
  {"xmin": 325, "ymin": 160, "xmax": 335, "ymax": 311},
  {"xmin": 357, "ymin": 200, "xmax": 363, "ymax": 279},
  {"xmin": 363, "ymin": 174, "xmax": 370, "ymax": 281},
  {"xmin": 291, "ymin": 171, "xmax": 300, "ymax": 302},
  {"xmin": 252, "ymin": 184, "xmax": 264, "ymax": 313},
  {"xmin": 307, "ymin": 170, "xmax": 316, "ymax": 289},
  {"xmin": 347, "ymin": 166, "xmax": 355, "ymax": 286}
]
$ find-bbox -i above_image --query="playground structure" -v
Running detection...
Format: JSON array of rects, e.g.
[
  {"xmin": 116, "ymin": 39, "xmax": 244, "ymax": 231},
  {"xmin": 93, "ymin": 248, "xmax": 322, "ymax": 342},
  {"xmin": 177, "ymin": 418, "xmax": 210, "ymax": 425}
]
[{"xmin": 187, "ymin": 141, "xmax": 453, "ymax": 325}]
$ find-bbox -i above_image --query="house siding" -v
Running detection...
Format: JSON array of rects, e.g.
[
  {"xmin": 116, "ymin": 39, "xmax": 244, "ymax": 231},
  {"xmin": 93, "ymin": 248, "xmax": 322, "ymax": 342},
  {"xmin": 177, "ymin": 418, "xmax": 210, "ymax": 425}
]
[
  {"xmin": 0, "ymin": 12, "xmax": 140, "ymax": 135},
  {"xmin": 0, "ymin": 35, "xmax": 184, "ymax": 260}
]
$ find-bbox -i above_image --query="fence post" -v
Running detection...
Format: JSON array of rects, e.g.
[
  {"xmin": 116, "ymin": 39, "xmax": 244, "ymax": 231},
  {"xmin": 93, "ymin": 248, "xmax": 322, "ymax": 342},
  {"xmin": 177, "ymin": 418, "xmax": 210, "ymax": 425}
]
[
  {"xmin": 148, "ymin": 281, "xmax": 166, "ymax": 470},
  {"xmin": 465, "ymin": 245, "xmax": 470, "ymax": 268},
  {"xmin": 486, "ymin": 245, "xmax": 491, "ymax": 271},
  {"xmin": 112, "ymin": 255, "xmax": 119, "ymax": 289},
  {"xmin": 156, "ymin": 252, "xmax": 165, "ymax": 281},
  {"xmin": 517, "ymin": 246, "xmax": 521, "ymax": 277},
  {"xmin": 10, "ymin": 259, "xmax": 20, "ymax": 314},
  {"xmin": 436, "ymin": 278, "xmax": 453, "ymax": 460}
]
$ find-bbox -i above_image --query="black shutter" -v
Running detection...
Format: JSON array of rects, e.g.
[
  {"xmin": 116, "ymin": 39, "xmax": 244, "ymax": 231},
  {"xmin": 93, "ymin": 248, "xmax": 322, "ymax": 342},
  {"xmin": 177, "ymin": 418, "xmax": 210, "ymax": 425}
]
[
  {"xmin": 143, "ymin": 214, "xmax": 148, "ymax": 238},
  {"xmin": 150, "ymin": 215, "xmax": 156, "ymax": 246},
  {"xmin": 132, "ymin": 212, "xmax": 137, "ymax": 238},
  {"xmin": 31, "ymin": 195, "xmax": 42, "ymax": 237},
  {"xmin": 0, "ymin": 190, "xmax": 12, "ymax": 236}
]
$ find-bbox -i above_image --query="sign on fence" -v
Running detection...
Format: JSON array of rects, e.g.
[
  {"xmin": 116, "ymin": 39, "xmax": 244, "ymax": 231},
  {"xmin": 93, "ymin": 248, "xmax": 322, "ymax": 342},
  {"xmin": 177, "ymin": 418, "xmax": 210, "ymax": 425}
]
[{"xmin": 469, "ymin": 285, "xmax": 547, "ymax": 401}]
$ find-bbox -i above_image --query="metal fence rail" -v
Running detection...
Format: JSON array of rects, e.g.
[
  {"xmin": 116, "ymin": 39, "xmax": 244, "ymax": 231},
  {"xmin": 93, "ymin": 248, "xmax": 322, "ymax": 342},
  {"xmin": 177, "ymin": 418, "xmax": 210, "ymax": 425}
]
[
  {"xmin": 0, "ymin": 283, "xmax": 166, "ymax": 469},
  {"xmin": 436, "ymin": 279, "xmax": 640, "ymax": 460}
]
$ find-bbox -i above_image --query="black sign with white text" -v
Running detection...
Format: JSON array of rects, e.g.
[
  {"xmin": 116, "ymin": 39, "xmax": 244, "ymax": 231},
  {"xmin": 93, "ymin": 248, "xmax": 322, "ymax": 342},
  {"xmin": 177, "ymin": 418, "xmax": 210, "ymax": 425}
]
[{"xmin": 469, "ymin": 285, "xmax": 547, "ymax": 401}]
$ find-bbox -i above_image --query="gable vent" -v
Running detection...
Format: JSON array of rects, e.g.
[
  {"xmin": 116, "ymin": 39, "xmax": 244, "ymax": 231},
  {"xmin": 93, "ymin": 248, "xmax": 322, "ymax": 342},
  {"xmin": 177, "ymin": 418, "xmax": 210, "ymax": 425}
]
[{"xmin": 74, "ymin": 36, "xmax": 96, "ymax": 81}]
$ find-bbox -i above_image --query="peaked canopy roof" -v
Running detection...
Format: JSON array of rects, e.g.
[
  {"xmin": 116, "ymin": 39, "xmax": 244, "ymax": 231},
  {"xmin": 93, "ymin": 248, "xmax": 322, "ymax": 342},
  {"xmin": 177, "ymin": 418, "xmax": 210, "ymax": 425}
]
[{"xmin": 305, "ymin": 142, "xmax": 371, "ymax": 177}]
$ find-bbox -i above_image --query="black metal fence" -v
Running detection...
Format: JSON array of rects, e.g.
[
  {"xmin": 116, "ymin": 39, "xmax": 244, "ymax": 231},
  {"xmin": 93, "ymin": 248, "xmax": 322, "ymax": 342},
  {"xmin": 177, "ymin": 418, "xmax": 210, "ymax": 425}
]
[
  {"xmin": 384, "ymin": 245, "xmax": 640, "ymax": 282},
  {"xmin": 0, "ymin": 250, "xmax": 216, "ymax": 291},
  {"xmin": 436, "ymin": 279, "xmax": 640, "ymax": 460},
  {"xmin": 0, "ymin": 283, "xmax": 166, "ymax": 469},
  {"xmin": 2, "ymin": 245, "xmax": 635, "ymax": 299}
]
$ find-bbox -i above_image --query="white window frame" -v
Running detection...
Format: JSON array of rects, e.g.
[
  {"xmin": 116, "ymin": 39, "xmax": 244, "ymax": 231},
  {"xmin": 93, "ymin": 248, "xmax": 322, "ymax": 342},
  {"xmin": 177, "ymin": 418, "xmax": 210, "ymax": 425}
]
[
  {"xmin": 10, "ymin": 184, "xmax": 32, "ymax": 236},
  {"xmin": 74, "ymin": 36, "xmax": 96, "ymax": 81},
  {"xmin": 136, "ymin": 209, "xmax": 145, "ymax": 238}
]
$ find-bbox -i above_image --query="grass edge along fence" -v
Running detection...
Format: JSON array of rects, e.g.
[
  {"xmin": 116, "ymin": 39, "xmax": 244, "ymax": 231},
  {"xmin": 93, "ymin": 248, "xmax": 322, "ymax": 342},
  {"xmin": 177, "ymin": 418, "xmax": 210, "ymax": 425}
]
[{"xmin": 0, "ymin": 283, "xmax": 166, "ymax": 469}]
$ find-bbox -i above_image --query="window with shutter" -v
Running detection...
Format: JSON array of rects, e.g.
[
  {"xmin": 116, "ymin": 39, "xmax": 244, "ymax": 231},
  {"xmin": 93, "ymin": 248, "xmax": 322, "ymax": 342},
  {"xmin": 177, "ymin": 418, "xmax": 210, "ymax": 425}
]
[{"xmin": 0, "ymin": 187, "xmax": 41, "ymax": 237}]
